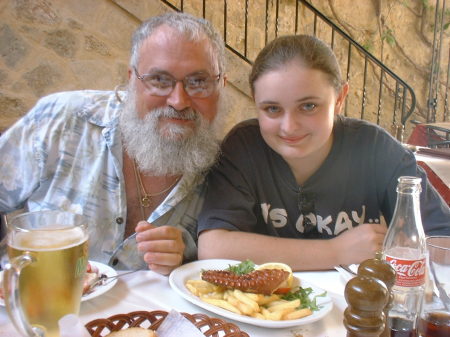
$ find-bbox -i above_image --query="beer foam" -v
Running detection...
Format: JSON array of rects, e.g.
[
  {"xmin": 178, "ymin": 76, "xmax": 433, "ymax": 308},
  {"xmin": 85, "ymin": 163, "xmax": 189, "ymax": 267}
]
[{"xmin": 11, "ymin": 227, "xmax": 87, "ymax": 251}]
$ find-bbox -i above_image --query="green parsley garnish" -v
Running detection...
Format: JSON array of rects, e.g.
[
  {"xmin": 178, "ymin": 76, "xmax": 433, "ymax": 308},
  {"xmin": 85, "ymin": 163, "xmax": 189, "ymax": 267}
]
[
  {"xmin": 281, "ymin": 287, "xmax": 327, "ymax": 311},
  {"xmin": 226, "ymin": 259, "xmax": 255, "ymax": 275}
]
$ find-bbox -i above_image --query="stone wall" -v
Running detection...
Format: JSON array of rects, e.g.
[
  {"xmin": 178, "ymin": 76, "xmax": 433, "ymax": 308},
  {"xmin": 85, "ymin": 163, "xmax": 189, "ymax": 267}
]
[
  {"xmin": 309, "ymin": 0, "xmax": 450, "ymax": 133},
  {"xmin": 1, "ymin": 0, "xmax": 448, "ymax": 139},
  {"xmin": 0, "ymin": 0, "xmax": 132, "ymax": 131},
  {"xmin": 0, "ymin": 0, "xmax": 255, "ymax": 137}
]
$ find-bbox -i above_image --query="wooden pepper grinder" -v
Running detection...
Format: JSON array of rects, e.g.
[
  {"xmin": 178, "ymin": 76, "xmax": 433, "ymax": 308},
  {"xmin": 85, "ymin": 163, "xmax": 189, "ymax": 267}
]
[
  {"xmin": 357, "ymin": 254, "xmax": 396, "ymax": 337},
  {"xmin": 344, "ymin": 272, "xmax": 389, "ymax": 336}
]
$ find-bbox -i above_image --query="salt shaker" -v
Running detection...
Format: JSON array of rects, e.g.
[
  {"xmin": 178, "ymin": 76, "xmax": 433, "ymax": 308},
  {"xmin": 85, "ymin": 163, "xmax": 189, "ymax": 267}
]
[
  {"xmin": 358, "ymin": 254, "xmax": 396, "ymax": 337},
  {"xmin": 344, "ymin": 274, "xmax": 389, "ymax": 337}
]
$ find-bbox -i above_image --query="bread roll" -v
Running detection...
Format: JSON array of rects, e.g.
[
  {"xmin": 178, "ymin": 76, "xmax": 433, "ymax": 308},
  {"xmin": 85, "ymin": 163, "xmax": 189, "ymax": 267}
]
[{"xmin": 106, "ymin": 327, "xmax": 157, "ymax": 337}]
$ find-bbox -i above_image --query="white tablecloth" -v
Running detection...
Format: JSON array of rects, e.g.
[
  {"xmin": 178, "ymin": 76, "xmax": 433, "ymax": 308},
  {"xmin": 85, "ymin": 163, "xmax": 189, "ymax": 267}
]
[
  {"xmin": 0, "ymin": 269, "xmax": 348, "ymax": 337},
  {"xmin": 415, "ymin": 152, "xmax": 450, "ymax": 188}
]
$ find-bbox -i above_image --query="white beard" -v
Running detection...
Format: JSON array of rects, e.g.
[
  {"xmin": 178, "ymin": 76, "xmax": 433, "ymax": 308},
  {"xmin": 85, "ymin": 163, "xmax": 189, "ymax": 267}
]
[{"xmin": 119, "ymin": 84, "xmax": 222, "ymax": 176}]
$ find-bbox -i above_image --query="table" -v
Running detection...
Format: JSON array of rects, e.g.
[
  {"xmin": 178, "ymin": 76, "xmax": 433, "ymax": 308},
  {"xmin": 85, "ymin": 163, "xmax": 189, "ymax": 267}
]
[
  {"xmin": 0, "ymin": 269, "xmax": 348, "ymax": 337},
  {"xmin": 407, "ymin": 122, "xmax": 450, "ymax": 205},
  {"xmin": 415, "ymin": 152, "xmax": 450, "ymax": 206}
]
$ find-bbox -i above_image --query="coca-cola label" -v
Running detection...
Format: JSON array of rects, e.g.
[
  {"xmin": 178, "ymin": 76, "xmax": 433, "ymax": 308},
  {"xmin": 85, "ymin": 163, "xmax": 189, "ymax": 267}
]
[{"xmin": 385, "ymin": 255, "xmax": 426, "ymax": 287}]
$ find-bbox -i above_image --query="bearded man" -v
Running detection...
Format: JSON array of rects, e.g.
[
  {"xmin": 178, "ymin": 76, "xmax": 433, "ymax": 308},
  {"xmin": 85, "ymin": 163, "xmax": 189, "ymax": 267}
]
[{"xmin": 0, "ymin": 12, "xmax": 227, "ymax": 275}]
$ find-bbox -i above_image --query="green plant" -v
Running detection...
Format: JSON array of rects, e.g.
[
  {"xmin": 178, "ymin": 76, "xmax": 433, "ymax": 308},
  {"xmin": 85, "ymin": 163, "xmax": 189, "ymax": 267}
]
[
  {"xmin": 382, "ymin": 28, "xmax": 396, "ymax": 46},
  {"xmin": 362, "ymin": 39, "xmax": 374, "ymax": 52}
]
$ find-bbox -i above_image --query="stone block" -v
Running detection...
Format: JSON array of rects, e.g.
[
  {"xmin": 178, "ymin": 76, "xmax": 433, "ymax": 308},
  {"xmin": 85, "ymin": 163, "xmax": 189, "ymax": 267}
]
[
  {"xmin": 44, "ymin": 29, "xmax": 77, "ymax": 58},
  {"xmin": 0, "ymin": 93, "xmax": 26, "ymax": 118},
  {"xmin": 13, "ymin": 0, "xmax": 60, "ymax": 25},
  {"xmin": 23, "ymin": 63, "xmax": 61, "ymax": 97},
  {"xmin": 0, "ymin": 69, "xmax": 8, "ymax": 87},
  {"xmin": 70, "ymin": 60, "xmax": 125, "ymax": 90},
  {"xmin": 85, "ymin": 35, "xmax": 111, "ymax": 56},
  {"xmin": 0, "ymin": 24, "xmax": 29, "ymax": 68},
  {"xmin": 68, "ymin": 19, "xmax": 84, "ymax": 31},
  {"xmin": 112, "ymin": 0, "xmax": 167, "ymax": 22}
]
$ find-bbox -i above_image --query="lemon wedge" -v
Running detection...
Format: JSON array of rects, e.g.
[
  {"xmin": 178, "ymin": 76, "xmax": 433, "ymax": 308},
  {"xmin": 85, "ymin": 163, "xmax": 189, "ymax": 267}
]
[{"xmin": 255, "ymin": 262, "xmax": 294, "ymax": 289}]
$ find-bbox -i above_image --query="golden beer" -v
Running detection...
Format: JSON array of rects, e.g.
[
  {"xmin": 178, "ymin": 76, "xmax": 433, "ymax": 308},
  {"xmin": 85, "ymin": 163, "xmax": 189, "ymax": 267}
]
[{"xmin": 7, "ymin": 226, "xmax": 88, "ymax": 337}]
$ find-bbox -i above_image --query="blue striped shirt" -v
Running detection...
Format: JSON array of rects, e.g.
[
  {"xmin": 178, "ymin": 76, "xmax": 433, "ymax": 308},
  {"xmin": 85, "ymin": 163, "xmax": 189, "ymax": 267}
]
[{"xmin": 0, "ymin": 90, "xmax": 205, "ymax": 269}]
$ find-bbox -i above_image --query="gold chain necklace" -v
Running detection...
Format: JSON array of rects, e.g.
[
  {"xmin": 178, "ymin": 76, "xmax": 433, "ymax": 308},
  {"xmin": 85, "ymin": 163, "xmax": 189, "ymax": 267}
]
[{"xmin": 132, "ymin": 160, "xmax": 180, "ymax": 209}]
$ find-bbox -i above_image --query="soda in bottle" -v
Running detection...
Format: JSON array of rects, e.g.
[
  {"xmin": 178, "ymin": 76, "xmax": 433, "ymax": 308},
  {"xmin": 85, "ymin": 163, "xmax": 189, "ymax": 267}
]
[{"xmin": 382, "ymin": 176, "xmax": 426, "ymax": 337}]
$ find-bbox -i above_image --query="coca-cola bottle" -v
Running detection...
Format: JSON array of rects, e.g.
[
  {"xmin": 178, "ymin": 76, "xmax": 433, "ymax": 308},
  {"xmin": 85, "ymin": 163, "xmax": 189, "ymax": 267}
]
[{"xmin": 382, "ymin": 176, "xmax": 426, "ymax": 337}]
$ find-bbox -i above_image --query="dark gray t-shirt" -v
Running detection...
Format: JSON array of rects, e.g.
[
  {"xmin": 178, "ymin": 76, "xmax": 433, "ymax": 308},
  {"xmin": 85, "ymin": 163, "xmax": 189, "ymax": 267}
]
[{"xmin": 198, "ymin": 117, "xmax": 450, "ymax": 238}]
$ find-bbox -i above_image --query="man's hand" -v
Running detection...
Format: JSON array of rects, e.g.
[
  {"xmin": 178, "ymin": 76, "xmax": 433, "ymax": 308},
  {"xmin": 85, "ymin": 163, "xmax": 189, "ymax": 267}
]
[
  {"xmin": 333, "ymin": 223, "xmax": 387, "ymax": 265},
  {"xmin": 135, "ymin": 221, "xmax": 185, "ymax": 275}
]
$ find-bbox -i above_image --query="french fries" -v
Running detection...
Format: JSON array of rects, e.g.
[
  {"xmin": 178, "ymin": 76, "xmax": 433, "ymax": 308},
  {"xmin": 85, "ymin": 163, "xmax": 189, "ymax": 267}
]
[
  {"xmin": 185, "ymin": 279, "xmax": 220, "ymax": 296},
  {"xmin": 185, "ymin": 279, "xmax": 313, "ymax": 321},
  {"xmin": 201, "ymin": 297, "xmax": 242, "ymax": 315}
]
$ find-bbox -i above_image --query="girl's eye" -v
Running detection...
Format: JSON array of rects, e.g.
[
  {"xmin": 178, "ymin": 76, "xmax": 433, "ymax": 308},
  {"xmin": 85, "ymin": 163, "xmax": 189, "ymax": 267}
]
[
  {"xmin": 301, "ymin": 103, "xmax": 316, "ymax": 112},
  {"xmin": 263, "ymin": 106, "xmax": 281, "ymax": 114}
]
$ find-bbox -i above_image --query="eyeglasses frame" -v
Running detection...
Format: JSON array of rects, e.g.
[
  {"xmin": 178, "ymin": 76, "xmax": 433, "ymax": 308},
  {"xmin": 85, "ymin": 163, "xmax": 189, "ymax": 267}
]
[{"xmin": 133, "ymin": 66, "xmax": 221, "ymax": 98}]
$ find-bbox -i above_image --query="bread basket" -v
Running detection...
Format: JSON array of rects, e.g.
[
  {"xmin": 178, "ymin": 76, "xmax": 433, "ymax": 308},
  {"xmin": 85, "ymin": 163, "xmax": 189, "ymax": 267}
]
[{"xmin": 85, "ymin": 310, "xmax": 250, "ymax": 337}]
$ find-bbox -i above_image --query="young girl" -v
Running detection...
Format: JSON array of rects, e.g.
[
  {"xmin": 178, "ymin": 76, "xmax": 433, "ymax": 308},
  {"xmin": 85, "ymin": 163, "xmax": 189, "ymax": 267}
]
[{"xmin": 197, "ymin": 35, "xmax": 450, "ymax": 270}]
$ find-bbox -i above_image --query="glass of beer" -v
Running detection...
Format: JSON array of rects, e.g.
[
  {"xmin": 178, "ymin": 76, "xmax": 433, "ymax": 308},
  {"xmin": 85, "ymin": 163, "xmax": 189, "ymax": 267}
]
[
  {"xmin": 3, "ymin": 210, "xmax": 89, "ymax": 337},
  {"xmin": 417, "ymin": 236, "xmax": 450, "ymax": 337}
]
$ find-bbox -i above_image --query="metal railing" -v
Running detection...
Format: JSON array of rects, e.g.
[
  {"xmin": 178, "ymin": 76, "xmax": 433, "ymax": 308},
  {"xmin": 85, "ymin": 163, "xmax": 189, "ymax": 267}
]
[
  {"xmin": 161, "ymin": 0, "xmax": 416, "ymax": 139},
  {"xmin": 427, "ymin": 0, "xmax": 449, "ymax": 123}
]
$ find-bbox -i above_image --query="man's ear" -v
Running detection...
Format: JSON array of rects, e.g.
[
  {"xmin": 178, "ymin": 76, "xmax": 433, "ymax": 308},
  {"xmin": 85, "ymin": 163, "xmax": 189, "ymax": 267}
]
[{"xmin": 335, "ymin": 82, "xmax": 349, "ymax": 115}]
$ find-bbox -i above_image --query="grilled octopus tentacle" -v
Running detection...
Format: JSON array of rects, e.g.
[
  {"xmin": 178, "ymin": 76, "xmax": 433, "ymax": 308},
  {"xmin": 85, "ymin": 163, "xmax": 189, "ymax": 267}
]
[{"xmin": 201, "ymin": 269, "xmax": 289, "ymax": 295}]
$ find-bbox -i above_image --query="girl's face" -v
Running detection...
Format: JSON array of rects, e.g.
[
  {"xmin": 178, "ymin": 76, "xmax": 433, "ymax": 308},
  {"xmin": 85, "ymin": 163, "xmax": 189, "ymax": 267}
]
[{"xmin": 254, "ymin": 62, "xmax": 348, "ymax": 166}]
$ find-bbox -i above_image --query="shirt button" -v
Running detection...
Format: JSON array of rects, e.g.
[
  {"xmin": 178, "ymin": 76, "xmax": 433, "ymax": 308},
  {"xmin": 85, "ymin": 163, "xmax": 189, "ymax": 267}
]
[{"xmin": 115, "ymin": 217, "xmax": 124, "ymax": 225}]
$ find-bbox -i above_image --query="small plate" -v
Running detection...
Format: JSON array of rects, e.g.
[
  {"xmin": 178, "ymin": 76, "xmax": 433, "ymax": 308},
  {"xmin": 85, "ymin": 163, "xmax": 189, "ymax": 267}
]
[
  {"xmin": 82, "ymin": 261, "xmax": 118, "ymax": 301},
  {"xmin": 0, "ymin": 260, "xmax": 117, "ymax": 305},
  {"xmin": 169, "ymin": 259, "xmax": 333, "ymax": 329}
]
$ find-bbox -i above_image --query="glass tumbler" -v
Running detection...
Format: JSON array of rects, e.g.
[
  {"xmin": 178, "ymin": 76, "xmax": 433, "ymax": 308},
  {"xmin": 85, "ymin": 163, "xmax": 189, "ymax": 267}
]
[{"xmin": 417, "ymin": 235, "xmax": 450, "ymax": 337}]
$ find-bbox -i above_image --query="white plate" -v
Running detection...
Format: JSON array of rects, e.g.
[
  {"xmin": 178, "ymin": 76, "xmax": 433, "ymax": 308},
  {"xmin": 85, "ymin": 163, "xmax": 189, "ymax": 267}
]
[
  {"xmin": 169, "ymin": 259, "xmax": 333, "ymax": 328},
  {"xmin": 82, "ymin": 261, "xmax": 118, "ymax": 301},
  {"xmin": 0, "ymin": 260, "xmax": 117, "ymax": 305}
]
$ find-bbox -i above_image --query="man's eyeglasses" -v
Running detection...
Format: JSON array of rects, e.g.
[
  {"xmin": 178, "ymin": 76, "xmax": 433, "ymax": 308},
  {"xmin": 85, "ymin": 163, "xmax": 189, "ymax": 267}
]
[
  {"xmin": 133, "ymin": 67, "xmax": 221, "ymax": 98},
  {"xmin": 298, "ymin": 191, "xmax": 316, "ymax": 237}
]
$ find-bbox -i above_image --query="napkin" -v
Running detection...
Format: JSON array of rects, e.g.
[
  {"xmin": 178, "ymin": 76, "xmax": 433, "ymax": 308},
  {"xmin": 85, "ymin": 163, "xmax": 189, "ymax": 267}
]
[
  {"xmin": 58, "ymin": 314, "xmax": 91, "ymax": 337},
  {"xmin": 156, "ymin": 310, "xmax": 204, "ymax": 337},
  {"xmin": 334, "ymin": 264, "xmax": 358, "ymax": 283}
]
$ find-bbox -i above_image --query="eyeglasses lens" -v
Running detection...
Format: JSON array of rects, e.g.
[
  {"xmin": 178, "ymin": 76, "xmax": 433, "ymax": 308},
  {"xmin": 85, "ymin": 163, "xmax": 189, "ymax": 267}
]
[{"xmin": 135, "ymin": 68, "xmax": 219, "ymax": 98}]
